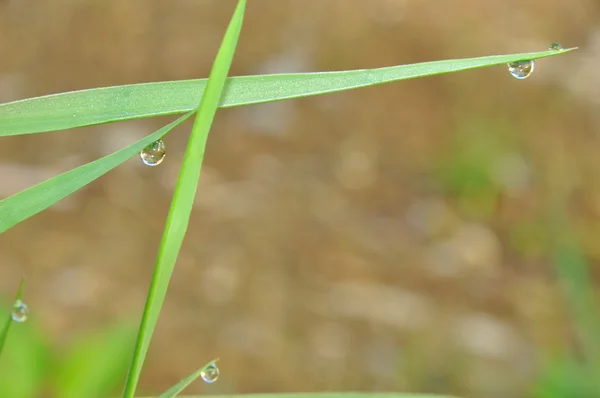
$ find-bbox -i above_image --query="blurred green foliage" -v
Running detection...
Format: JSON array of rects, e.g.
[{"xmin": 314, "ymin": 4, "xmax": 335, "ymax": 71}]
[
  {"xmin": 432, "ymin": 113, "xmax": 600, "ymax": 397},
  {"xmin": 532, "ymin": 357, "xmax": 598, "ymax": 398},
  {"xmin": 435, "ymin": 117, "xmax": 518, "ymax": 220},
  {"xmin": 0, "ymin": 304, "xmax": 135, "ymax": 398}
]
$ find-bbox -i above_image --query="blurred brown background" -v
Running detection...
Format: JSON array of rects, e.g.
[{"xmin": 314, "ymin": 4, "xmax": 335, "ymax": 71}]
[{"xmin": 2, "ymin": 0, "xmax": 600, "ymax": 397}]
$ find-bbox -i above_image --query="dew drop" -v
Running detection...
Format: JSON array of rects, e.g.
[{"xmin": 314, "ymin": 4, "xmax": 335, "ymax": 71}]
[
  {"xmin": 549, "ymin": 42, "xmax": 563, "ymax": 51},
  {"xmin": 11, "ymin": 299, "xmax": 28, "ymax": 323},
  {"xmin": 140, "ymin": 139, "xmax": 166, "ymax": 166},
  {"xmin": 507, "ymin": 60, "xmax": 534, "ymax": 80},
  {"xmin": 201, "ymin": 363, "xmax": 219, "ymax": 383}
]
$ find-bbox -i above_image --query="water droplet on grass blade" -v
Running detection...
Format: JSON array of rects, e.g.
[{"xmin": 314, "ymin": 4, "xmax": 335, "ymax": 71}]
[
  {"xmin": 11, "ymin": 299, "xmax": 28, "ymax": 322},
  {"xmin": 507, "ymin": 60, "xmax": 534, "ymax": 80},
  {"xmin": 140, "ymin": 139, "xmax": 166, "ymax": 166},
  {"xmin": 549, "ymin": 42, "xmax": 563, "ymax": 51},
  {"xmin": 201, "ymin": 363, "xmax": 219, "ymax": 383}
]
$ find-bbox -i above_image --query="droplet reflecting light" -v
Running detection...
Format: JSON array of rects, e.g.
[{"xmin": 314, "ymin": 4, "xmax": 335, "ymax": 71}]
[
  {"xmin": 507, "ymin": 60, "xmax": 534, "ymax": 80},
  {"xmin": 11, "ymin": 299, "xmax": 28, "ymax": 323},
  {"xmin": 201, "ymin": 363, "xmax": 219, "ymax": 383},
  {"xmin": 140, "ymin": 139, "xmax": 166, "ymax": 166},
  {"xmin": 549, "ymin": 42, "xmax": 563, "ymax": 51}
]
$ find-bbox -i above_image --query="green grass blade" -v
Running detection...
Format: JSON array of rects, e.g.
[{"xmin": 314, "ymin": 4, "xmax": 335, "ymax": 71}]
[
  {"xmin": 0, "ymin": 278, "xmax": 25, "ymax": 359},
  {"xmin": 143, "ymin": 394, "xmax": 460, "ymax": 398},
  {"xmin": 0, "ymin": 112, "xmax": 193, "ymax": 234},
  {"xmin": 121, "ymin": 1, "xmax": 245, "ymax": 397},
  {"xmin": 0, "ymin": 292, "xmax": 49, "ymax": 398},
  {"xmin": 0, "ymin": 48, "xmax": 575, "ymax": 137},
  {"xmin": 157, "ymin": 360, "xmax": 218, "ymax": 398}
]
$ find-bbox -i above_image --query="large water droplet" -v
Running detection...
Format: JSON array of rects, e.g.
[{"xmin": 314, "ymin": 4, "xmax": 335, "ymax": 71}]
[
  {"xmin": 549, "ymin": 42, "xmax": 563, "ymax": 51},
  {"xmin": 11, "ymin": 300, "xmax": 28, "ymax": 323},
  {"xmin": 201, "ymin": 363, "xmax": 219, "ymax": 383},
  {"xmin": 140, "ymin": 139, "xmax": 166, "ymax": 166},
  {"xmin": 507, "ymin": 60, "xmax": 534, "ymax": 80}
]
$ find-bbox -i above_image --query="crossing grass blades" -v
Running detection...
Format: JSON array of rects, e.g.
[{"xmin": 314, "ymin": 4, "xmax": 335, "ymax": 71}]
[{"xmin": 0, "ymin": 1, "xmax": 576, "ymax": 397}]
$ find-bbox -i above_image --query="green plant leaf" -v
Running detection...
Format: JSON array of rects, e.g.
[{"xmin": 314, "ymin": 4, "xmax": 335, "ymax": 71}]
[
  {"xmin": 0, "ymin": 299, "xmax": 50, "ymax": 398},
  {"xmin": 0, "ymin": 48, "xmax": 575, "ymax": 137},
  {"xmin": 142, "ymin": 394, "xmax": 460, "ymax": 398},
  {"xmin": 121, "ymin": 1, "xmax": 245, "ymax": 397},
  {"xmin": 0, "ymin": 278, "xmax": 25, "ymax": 358},
  {"xmin": 0, "ymin": 112, "xmax": 193, "ymax": 234},
  {"xmin": 157, "ymin": 360, "xmax": 218, "ymax": 398},
  {"xmin": 52, "ymin": 323, "xmax": 137, "ymax": 398},
  {"xmin": 532, "ymin": 356, "xmax": 599, "ymax": 397}
]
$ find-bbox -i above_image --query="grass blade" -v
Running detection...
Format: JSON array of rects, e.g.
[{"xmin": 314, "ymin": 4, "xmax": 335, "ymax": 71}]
[
  {"xmin": 121, "ymin": 1, "xmax": 246, "ymax": 397},
  {"xmin": 0, "ymin": 48, "xmax": 575, "ymax": 137},
  {"xmin": 0, "ymin": 112, "xmax": 193, "ymax": 234},
  {"xmin": 157, "ymin": 360, "xmax": 218, "ymax": 398},
  {"xmin": 0, "ymin": 278, "xmax": 25, "ymax": 359},
  {"xmin": 144, "ymin": 394, "xmax": 460, "ymax": 398}
]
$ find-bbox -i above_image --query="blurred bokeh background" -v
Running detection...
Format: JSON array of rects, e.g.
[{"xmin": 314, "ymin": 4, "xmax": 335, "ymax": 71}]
[{"xmin": 2, "ymin": 1, "xmax": 600, "ymax": 397}]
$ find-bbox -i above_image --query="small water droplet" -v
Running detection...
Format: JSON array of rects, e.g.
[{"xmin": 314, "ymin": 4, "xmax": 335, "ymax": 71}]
[
  {"xmin": 507, "ymin": 60, "xmax": 534, "ymax": 80},
  {"xmin": 201, "ymin": 363, "xmax": 219, "ymax": 383},
  {"xmin": 549, "ymin": 42, "xmax": 563, "ymax": 51},
  {"xmin": 140, "ymin": 139, "xmax": 166, "ymax": 166},
  {"xmin": 11, "ymin": 299, "xmax": 28, "ymax": 323}
]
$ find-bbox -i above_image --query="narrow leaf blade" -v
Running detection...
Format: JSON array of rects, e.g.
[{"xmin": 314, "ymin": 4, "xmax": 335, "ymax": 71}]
[
  {"xmin": 0, "ymin": 286, "xmax": 50, "ymax": 398},
  {"xmin": 157, "ymin": 360, "xmax": 218, "ymax": 398},
  {"xmin": 0, "ymin": 48, "xmax": 576, "ymax": 136},
  {"xmin": 143, "ymin": 394, "xmax": 460, "ymax": 398},
  {"xmin": 121, "ymin": 1, "xmax": 246, "ymax": 397},
  {"xmin": 0, "ymin": 278, "xmax": 25, "ymax": 357},
  {"xmin": 0, "ymin": 113, "xmax": 193, "ymax": 234}
]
